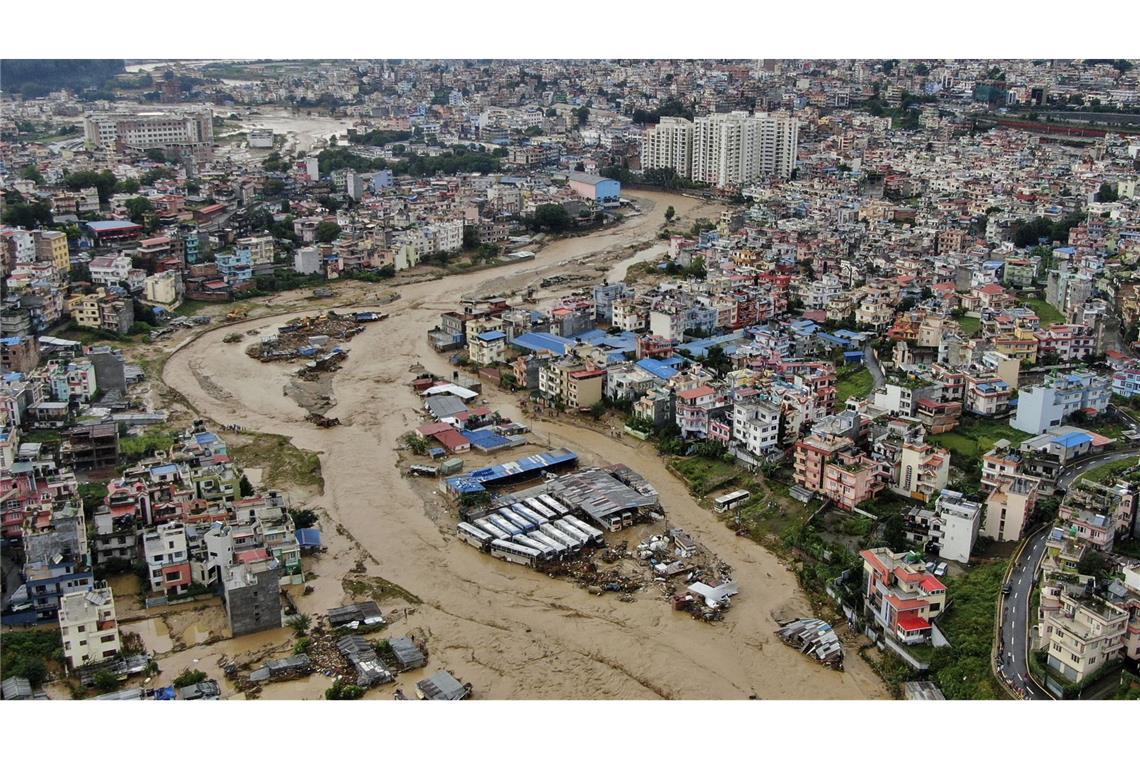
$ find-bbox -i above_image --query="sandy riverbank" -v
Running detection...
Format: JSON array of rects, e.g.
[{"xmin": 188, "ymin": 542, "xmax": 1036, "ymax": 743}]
[{"xmin": 161, "ymin": 191, "xmax": 888, "ymax": 699}]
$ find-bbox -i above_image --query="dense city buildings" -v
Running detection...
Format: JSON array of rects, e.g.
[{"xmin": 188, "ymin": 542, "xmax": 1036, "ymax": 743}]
[{"xmin": 2, "ymin": 55, "xmax": 1140, "ymax": 709}]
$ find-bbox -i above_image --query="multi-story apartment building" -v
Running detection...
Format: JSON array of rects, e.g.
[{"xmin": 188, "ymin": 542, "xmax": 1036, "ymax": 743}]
[
  {"xmin": 690, "ymin": 111, "xmax": 799, "ymax": 188},
  {"xmin": 640, "ymin": 116, "xmax": 694, "ymax": 176},
  {"xmin": 1039, "ymin": 593, "xmax": 1128, "ymax": 684},
  {"xmin": 983, "ymin": 475, "xmax": 1040, "ymax": 542},
  {"xmin": 929, "ymin": 489, "xmax": 982, "ymax": 563},
  {"xmin": 1011, "ymin": 370, "xmax": 1112, "ymax": 435},
  {"xmin": 88, "ymin": 254, "xmax": 133, "ymax": 288},
  {"xmin": 142, "ymin": 522, "xmax": 192, "ymax": 595},
  {"xmin": 469, "ymin": 329, "xmax": 508, "ymax": 365},
  {"xmin": 1111, "ymin": 367, "xmax": 1140, "ymax": 398},
  {"xmin": 34, "ymin": 230, "xmax": 70, "ymax": 275},
  {"xmin": 58, "ymin": 583, "xmax": 121, "ymax": 671},
  {"xmin": 234, "ymin": 235, "xmax": 276, "ymax": 268},
  {"xmin": 893, "ymin": 441, "xmax": 950, "ymax": 504},
  {"xmin": 822, "ymin": 451, "xmax": 888, "ymax": 511},
  {"xmin": 675, "ymin": 384, "xmax": 721, "ymax": 438},
  {"xmin": 860, "ymin": 547, "xmax": 948, "ymax": 646},
  {"xmin": 731, "ymin": 397, "xmax": 781, "ymax": 457}
]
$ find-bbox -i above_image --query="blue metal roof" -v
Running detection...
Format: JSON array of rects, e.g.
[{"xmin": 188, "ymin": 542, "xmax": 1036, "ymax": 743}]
[
  {"xmin": 463, "ymin": 428, "xmax": 512, "ymax": 450},
  {"xmin": 1054, "ymin": 431, "xmax": 1092, "ymax": 447},
  {"xmin": 477, "ymin": 330, "xmax": 506, "ymax": 341},
  {"xmin": 636, "ymin": 358, "xmax": 678, "ymax": 380},
  {"xmin": 295, "ymin": 528, "xmax": 322, "ymax": 548},
  {"xmin": 511, "ymin": 331, "xmax": 575, "ymax": 355}
]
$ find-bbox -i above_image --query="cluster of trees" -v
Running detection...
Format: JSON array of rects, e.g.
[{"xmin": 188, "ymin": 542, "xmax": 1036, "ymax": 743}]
[
  {"xmin": 1, "ymin": 59, "xmax": 124, "ymax": 98},
  {"xmin": 347, "ymin": 128, "xmax": 411, "ymax": 146},
  {"xmin": 1, "ymin": 629, "xmax": 62, "ymax": 688},
  {"xmin": 317, "ymin": 146, "xmax": 502, "ymax": 178},
  {"xmin": 1012, "ymin": 210, "xmax": 1086, "ymax": 248},
  {"xmin": 630, "ymin": 98, "xmax": 694, "ymax": 124},
  {"xmin": 525, "ymin": 203, "xmax": 572, "ymax": 233},
  {"xmin": 1, "ymin": 190, "xmax": 53, "ymax": 228},
  {"xmin": 1095, "ymin": 182, "xmax": 1119, "ymax": 203}
]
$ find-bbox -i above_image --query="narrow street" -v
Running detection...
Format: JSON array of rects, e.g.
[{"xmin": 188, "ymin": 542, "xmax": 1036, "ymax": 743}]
[{"xmin": 997, "ymin": 446, "xmax": 1140, "ymax": 699}]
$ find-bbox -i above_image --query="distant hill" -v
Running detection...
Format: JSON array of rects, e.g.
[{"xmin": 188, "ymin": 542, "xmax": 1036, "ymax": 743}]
[{"xmin": 1, "ymin": 59, "xmax": 125, "ymax": 97}]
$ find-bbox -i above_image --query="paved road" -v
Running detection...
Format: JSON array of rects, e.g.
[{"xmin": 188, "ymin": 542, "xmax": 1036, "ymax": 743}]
[
  {"xmin": 997, "ymin": 446, "xmax": 1140, "ymax": 699},
  {"xmin": 864, "ymin": 343, "xmax": 885, "ymax": 391}
]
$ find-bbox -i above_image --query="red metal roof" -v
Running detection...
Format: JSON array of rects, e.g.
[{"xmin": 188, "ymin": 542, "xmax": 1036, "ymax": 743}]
[{"xmin": 897, "ymin": 612, "xmax": 932, "ymax": 632}]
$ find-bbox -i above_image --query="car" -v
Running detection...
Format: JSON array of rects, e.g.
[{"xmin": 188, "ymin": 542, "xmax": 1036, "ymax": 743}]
[
  {"xmin": 1002, "ymin": 584, "xmax": 1012, "ymax": 595},
  {"xmin": 934, "ymin": 562, "xmax": 948, "ymax": 577}
]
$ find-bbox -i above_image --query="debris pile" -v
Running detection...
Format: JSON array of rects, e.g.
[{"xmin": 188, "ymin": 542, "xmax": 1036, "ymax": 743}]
[
  {"xmin": 245, "ymin": 311, "xmax": 371, "ymax": 365},
  {"xmin": 635, "ymin": 530, "xmax": 737, "ymax": 622},
  {"xmin": 776, "ymin": 618, "xmax": 844, "ymax": 670}
]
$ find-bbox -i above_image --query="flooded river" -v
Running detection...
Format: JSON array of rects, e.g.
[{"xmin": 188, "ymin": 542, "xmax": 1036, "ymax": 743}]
[{"xmin": 162, "ymin": 190, "xmax": 888, "ymax": 699}]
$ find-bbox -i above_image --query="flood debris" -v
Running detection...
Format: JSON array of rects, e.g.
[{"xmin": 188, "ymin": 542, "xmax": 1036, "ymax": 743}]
[{"xmin": 776, "ymin": 618, "xmax": 844, "ymax": 670}]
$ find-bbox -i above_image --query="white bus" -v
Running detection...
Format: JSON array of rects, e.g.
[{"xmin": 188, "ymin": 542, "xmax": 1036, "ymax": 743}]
[
  {"xmin": 714, "ymin": 489, "xmax": 751, "ymax": 513},
  {"xmin": 512, "ymin": 504, "xmax": 549, "ymax": 527},
  {"xmin": 497, "ymin": 508, "xmax": 535, "ymax": 532},
  {"xmin": 473, "ymin": 517, "xmax": 511, "ymax": 541},
  {"xmin": 539, "ymin": 494, "xmax": 570, "ymax": 516},
  {"xmin": 525, "ymin": 497, "xmax": 557, "ymax": 520},
  {"xmin": 540, "ymin": 523, "xmax": 582, "ymax": 552},
  {"xmin": 554, "ymin": 518, "xmax": 589, "ymax": 545},
  {"xmin": 490, "ymin": 539, "xmax": 542, "ymax": 567},
  {"xmin": 488, "ymin": 514, "xmax": 523, "ymax": 537},
  {"xmin": 513, "ymin": 535, "xmax": 555, "ymax": 561},
  {"xmin": 563, "ymin": 514, "xmax": 605, "ymax": 544},
  {"xmin": 527, "ymin": 531, "xmax": 566, "ymax": 556},
  {"xmin": 456, "ymin": 522, "xmax": 493, "ymax": 549}
]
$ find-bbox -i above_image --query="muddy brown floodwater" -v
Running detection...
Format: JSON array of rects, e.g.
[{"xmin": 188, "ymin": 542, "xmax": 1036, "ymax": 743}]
[{"xmin": 162, "ymin": 191, "xmax": 888, "ymax": 699}]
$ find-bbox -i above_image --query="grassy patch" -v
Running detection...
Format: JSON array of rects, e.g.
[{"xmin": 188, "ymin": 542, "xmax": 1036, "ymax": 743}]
[
  {"xmin": 926, "ymin": 560, "xmax": 1008, "ymax": 699},
  {"xmin": 231, "ymin": 433, "xmax": 324, "ymax": 493},
  {"xmin": 119, "ymin": 430, "xmax": 177, "ymax": 463},
  {"xmin": 956, "ymin": 316, "xmax": 982, "ymax": 336},
  {"xmin": 669, "ymin": 455, "xmax": 738, "ymax": 496},
  {"xmin": 836, "ymin": 366, "xmax": 875, "ymax": 402},
  {"xmin": 1078, "ymin": 458, "xmax": 1139, "ymax": 484},
  {"xmin": 930, "ymin": 416, "xmax": 1031, "ymax": 458},
  {"xmin": 1019, "ymin": 297, "xmax": 1065, "ymax": 327}
]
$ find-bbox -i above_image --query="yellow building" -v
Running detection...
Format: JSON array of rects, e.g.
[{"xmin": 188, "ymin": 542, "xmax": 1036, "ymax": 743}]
[{"xmin": 35, "ymin": 229, "xmax": 70, "ymax": 275}]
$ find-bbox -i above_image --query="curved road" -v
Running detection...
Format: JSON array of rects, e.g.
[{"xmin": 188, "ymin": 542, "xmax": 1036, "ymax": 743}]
[{"xmin": 997, "ymin": 446, "xmax": 1140, "ymax": 699}]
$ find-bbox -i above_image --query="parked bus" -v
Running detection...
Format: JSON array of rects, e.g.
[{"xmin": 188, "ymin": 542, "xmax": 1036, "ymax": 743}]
[
  {"xmin": 497, "ymin": 508, "xmax": 535, "ymax": 532},
  {"xmin": 527, "ymin": 532, "xmax": 566, "ymax": 556},
  {"xmin": 714, "ymin": 489, "xmax": 751, "ymax": 513},
  {"xmin": 456, "ymin": 522, "xmax": 493, "ymax": 549},
  {"xmin": 538, "ymin": 494, "xmax": 570, "ymax": 516},
  {"xmin": 512, "ymin": 504, "xmax": 549, "ymax": 527},
  {"xmin": 487, "ymin": 514, "xmax": 523, "ymax": 537},
  {"xmin": 490, "ymin": 539, "xmax": 541, "ymax": 567},
  {"xmin": 525, "ymin": 497, "xmax": 557, "ymax": 520},
  {"xmin": 473, "ymin": 518, "xmax": 511, "ymax": 541},
  {"xmin": 555, "ymin": 518, "xmax": 589, "ymax": 545},
  {"xmin": 563, "ymin": 514, "xmax": 605, "ymax": 544},
  {"xmin": 540, "ymin": 523, "xmax": 582, "ymax": 552},
  {"xmin": 513, "ymin": 534, "xmax": 555, "ymax": 561}
]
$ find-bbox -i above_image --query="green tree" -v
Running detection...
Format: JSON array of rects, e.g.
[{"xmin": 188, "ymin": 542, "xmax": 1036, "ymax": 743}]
[
  {"xmin": 92, "ymin": 670, "xmax": 120, "ymax": 693},
  {"xmin": 1095, "ymin": 183, "xmax": 1119, "ymax": 203},
  {"xmin": 287, "ymin": 613, "xmax": 312, "ymax": 635},
  {"xmin": 2, "ymin": 199, "xmax": 53, "ymax": 228},
  {"xmin": 20, "ymin": 165, "xmax": 44, "ymax": 184},
  {"xmin": 531, "ymin": 203, "xmax": 572, "ymax": 232},
  {"xmin": 239, "ymin": 474, "xmax": 255, "ymax": 497},
  {"xmin": 316, "ymin": 221, "xmax": 342, "ymax": 243},
  {"xmin": 664, "ymin": 205, "xmax": 675, "ymax": 222},
  {"xmin": 125, "ymin": 196, "xmax": 154, "ymax": 224}
]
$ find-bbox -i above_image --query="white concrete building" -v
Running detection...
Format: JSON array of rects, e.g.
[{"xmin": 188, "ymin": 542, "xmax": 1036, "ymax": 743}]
[
  {"xmin": 88, "ymin": 254, "xmax": 133, "ymax": 287},
  {"xmin": 83, "ymin": 108, "xmax": 214, "ymax": 156},
  {"xmin": 690, "ymin": 111, "xmax": 799, "ymax": 188},
  {"xmin": 59, "ymin": 584, "xmax": 121, "ymax": 670},
  {"xmin": 931, "ymin": 489, "xmax": 982, "ymax": 563},
  {"xmin": 234, "ymin": 235, "xmax": 276, "ymax": 267},
  {"xmin": 1012, "ymin": 370, "xmax": 1112, "ymax": 435},
  {"xmin": 732, "ymin": 398, "xmax": 781, "ymax": 457},
  {"xmin": 640, "ymin": 116, "xmax": 694, "ymax": 177}
]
